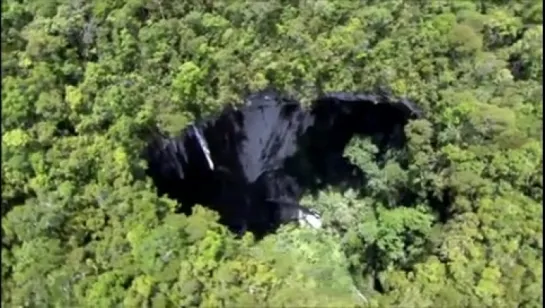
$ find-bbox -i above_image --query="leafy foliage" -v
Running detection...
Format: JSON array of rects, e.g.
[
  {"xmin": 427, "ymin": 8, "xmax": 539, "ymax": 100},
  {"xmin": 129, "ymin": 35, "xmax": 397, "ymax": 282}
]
[{"xmin": 2, "ymin": 0, "xmax": 542, "ymax": 307}]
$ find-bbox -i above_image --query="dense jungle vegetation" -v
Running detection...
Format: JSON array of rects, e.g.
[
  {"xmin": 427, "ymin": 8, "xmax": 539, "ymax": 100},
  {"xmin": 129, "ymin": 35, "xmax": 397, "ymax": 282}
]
[{"xmin": 2, "ymin": 0, "xmax": 543, "ymax": 307}]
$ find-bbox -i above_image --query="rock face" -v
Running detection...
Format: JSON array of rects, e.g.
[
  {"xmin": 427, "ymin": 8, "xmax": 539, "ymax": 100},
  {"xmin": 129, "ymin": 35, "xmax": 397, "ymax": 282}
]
[{"xmin": 143, "ymin": 88, "xmax": 422, "ymax": 238}]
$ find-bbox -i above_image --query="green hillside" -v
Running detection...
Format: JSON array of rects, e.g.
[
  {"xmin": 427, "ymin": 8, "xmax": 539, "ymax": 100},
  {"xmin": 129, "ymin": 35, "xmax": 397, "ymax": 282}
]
[{"xmin": 2, "ymin": 1, "xmax": 542, "ymax": 307}]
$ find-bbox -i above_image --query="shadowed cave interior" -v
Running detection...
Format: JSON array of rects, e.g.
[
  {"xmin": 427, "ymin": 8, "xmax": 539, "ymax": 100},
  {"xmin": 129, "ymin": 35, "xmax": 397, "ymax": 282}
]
[{"xmin": 143, "ymin": 88, "xmax": 424, "ymax": 240}]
